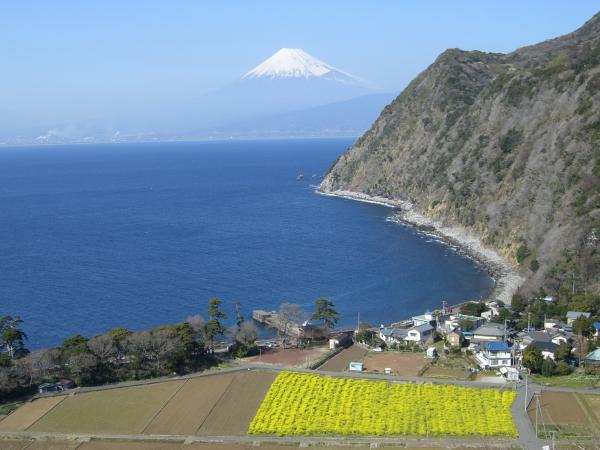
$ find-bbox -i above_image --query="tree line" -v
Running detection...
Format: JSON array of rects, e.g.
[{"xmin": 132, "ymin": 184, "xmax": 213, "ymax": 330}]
[{"xmin": 0, "ymin": 297, "xmax": 340, "ymax": 403}]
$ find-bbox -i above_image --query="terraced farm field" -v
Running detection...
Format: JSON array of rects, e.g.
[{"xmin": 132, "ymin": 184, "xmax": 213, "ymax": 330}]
[
  {"xmin": 249, "ymin": 371, "xmax": 518, "ymax": 437},
  {"xmin": 29, "ymin": 381, "xmax": 184, "ymax": 434},
  {"xmin": 0, "ymin": 396, "xmax": 66, "ymax": 432},
  {"xmin": 0, "ymin": 371, "xmax": 276, "ymax": 438},
  {"xmin": 527, "ymin": 391, "xmax": 600, "ymax": 439}
]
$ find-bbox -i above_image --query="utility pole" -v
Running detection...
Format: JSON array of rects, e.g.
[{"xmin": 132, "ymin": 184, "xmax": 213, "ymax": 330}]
[
  {"xmin": 572, "ymin": 271, "xmax": 576, "ymax": 295},
  {"xmin": 535, "ymin": 392, "xmax": 538, "ymax": 438},
  {"xmin": 527, "ymin": 312, "xmax": 531, "ymax": 332},
  {"xmin": 524, "ymin": 374, "xmax": 528, "ymax": 412}
]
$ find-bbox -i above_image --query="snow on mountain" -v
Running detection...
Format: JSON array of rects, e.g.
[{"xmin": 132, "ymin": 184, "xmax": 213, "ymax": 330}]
[{"xmin": 242, "ymin": 48, "xmax": 369, "ymax": 87}]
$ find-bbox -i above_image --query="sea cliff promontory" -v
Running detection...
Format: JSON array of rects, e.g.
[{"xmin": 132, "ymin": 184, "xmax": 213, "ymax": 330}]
[{"xmin": 321, "ymin": 12, "xmax": 600, "ymax": 297}]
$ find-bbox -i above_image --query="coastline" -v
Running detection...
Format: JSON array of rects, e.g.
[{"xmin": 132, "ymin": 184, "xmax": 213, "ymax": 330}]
[{"xmin": 316, "ymin": 189, "xmax": 524, "ymax": 306}]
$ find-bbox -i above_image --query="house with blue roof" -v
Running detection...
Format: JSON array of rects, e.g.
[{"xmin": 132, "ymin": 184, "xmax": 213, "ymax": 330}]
[{"xmin": 475, "ymin": 341, "xmax": 513, "ymax": 368}]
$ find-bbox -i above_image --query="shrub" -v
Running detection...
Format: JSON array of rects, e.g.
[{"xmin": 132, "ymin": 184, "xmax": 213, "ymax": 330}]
[{"xmin": 516, "ymin": 243, "xmax": 530, "ymax": 263}]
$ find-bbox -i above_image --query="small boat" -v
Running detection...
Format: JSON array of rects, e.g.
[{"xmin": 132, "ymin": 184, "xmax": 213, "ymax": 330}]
[{"xmin": 297, "ymin": 174, "xmax": 304, "ymax": 180}]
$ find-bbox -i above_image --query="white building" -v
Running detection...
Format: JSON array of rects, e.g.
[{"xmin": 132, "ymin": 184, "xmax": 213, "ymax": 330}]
[
  {"xmin": 411, "ymin": 310, "xmax": 434, "ymax": 327},
  {"xmin": 475, "ymin": 341, "xmax": 512, "ymax": 368},
  {"xmin": 379, "ymin": 323, "xmax": 434, "ymax": 346}
]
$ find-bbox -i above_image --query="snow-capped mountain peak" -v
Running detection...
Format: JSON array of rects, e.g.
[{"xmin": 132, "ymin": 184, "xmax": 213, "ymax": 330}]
[{"xmin": 242, "ymin": 48, "xmax": 368, "ymax": 86}]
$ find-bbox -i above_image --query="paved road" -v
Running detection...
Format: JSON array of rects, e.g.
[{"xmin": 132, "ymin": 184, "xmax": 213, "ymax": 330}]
[{"xmin": 0, "ymin": 430, "xmax": 521, "ymax": 449}]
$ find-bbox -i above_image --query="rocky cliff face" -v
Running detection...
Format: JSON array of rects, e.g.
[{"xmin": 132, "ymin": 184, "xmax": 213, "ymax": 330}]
[{"xmin": 321, "ymin": 13, "xmax": 600, "ymax": 295}]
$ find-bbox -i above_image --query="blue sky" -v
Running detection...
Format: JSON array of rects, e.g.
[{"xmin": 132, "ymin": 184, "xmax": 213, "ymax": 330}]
[{"xmin": 1, "ymin": 1, "xmax": 599, "ymax": 126}]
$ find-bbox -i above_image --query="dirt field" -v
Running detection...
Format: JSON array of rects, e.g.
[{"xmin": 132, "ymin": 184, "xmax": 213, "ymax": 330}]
[
  {"xmin": 362, "ymin": 351, "xmax": 428, "ymax": 376},
  {"xmin": 527, "ymin": 391, "xmax": 600, "ymax": 438},
  {"xmin": 197, "ymin": 371, "xmax": 276, "ymax": 435},
  {"xmin": 318, "ymin": 344, "xmax": 369, "ymax": 371},
  {"xmin": 28, "ymin": 381, "xmax": 184, "ymax": 434},
  {"xmin": 0, "ymin": 396, "xmax": 66, "ymax": 431},
  {"xmin": 247, "ymin": 346, "xmax": 328, "ymax": 367},
  {"xmin": 144, "ymin": 374, "xmax": 235, "ymax": 435}
]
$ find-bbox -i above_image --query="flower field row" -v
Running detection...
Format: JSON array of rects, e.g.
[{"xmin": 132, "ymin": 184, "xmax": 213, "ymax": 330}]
[{"xmin": 248, "ymin": 372, "xmax": 518, "ymax": 437}]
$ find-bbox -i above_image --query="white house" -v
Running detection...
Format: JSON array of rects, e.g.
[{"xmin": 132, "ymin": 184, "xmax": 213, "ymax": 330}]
[
  {"xmin": 411, "ymin": 310, "xmax": 434, "ymax": 327},
  {"xmin": 475, "ymin": 341, "xmax": 512, "ymax": 368},
  {"xmin": 406, "ymin": 323, "xmax": 434, "ymax": 344},
  {"xmin": 380, "ymin": 323, "xmax": 434, "ymax": 346}
]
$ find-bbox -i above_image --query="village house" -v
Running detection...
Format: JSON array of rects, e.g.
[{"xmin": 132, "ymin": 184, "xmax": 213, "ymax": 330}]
[
  {"xmin": 447, "ymin": 329, "xmax": 464, "ymax": 348},
  {"xmin": 543, "ymin": 318, "xmax": 563, "ymax": 331},
  {"xmin": 516, "ymin": 330, "xmax": 560, "ymax": 359},
  {"xmin": 407, "ymin": 323, "xmax": 434, "ymax": 344},
  {"xmin": 475, "ymin": 341, "xmax": 513, "ymax": 368},
  {"xmin": 585, "ymin": 348, "xmax": 600, "ymax": 367},
  {"xmin": 441, "ymin": 313, "xmax": 485, "ymax": 334},
  {"xmin": 551, "ymin": 331, "xmax": 574, "ymax": 345},
  {"xmin": 379, "ymin": 323, "xmax": 434, "ymax": 346},
  {"xmin": 566, "ymin": 311, "xmax": 591, "ymax": 324},
  {"xmin": 471, "ymin": 323, "xmax": 507, "ymax": 342},
  {"xmin": 411, "ymin": 310, "xmax": 434, "ymax": 327}
]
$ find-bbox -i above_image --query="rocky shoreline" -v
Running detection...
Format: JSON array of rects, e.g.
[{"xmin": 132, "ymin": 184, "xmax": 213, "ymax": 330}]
[{"xmin": 316, "ymin": 189, "xmax": 524, "ymax": 305}]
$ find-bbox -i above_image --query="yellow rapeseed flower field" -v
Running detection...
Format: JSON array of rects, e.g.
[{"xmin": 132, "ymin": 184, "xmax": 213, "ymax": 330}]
[{"xmin": 248, "ymin": 372, "xmax": 518, "ymax": 437}]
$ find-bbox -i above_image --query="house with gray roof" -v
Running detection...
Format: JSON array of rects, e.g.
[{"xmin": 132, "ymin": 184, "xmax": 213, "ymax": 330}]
[
  {"xmin": 472, "ymin": 323, "xmax": 507, "ymax": 342},
  {"xmin": 379, "ymin": 323, "xmax": 434, "ymax": 346},
  {"xmin": 566, "ymin": 311, "xmax": 591, "ymax": 324},
  {"xmin": 585, "ymin": 348, "xmax": 600, "ymax": 366}
]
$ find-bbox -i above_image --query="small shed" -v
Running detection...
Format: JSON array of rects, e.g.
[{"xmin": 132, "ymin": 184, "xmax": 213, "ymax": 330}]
[
  {"xmin": 348, "ymin": 361, "xmax": 363, "ymax": 372},
  {"xmin": 499, "ymin": 366, "xmax": 520, "ymax": 381},
  {"xmin": 38, "ymin": 383, "xmax": 62, "ymax": 394},
  {"xmin": 425, "ymin": 347, "xmax": 437, "ymax": 359}
]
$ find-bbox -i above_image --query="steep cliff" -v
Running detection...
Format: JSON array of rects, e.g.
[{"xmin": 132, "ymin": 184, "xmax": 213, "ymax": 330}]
[{"xmin": 321, "ymin": 13, "xmax": 600, "ymax": 295}]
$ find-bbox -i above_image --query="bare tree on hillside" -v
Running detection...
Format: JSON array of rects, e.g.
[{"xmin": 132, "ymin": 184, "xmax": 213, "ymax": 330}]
[{"xmin": 278, "ymin": 303, "xmax": 307, "ymax": 347}]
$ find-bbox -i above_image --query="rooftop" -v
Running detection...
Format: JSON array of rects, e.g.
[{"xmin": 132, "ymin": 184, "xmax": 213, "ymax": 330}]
[
  {"xmin": 566, "ymin": 311, "xmax": 591, "ymax": 319},
  {"xmin": 586, "ymin": 348, "xmax": 600, "ymax": 361},
  {"xmin": 484, "ymin": 341, "xmax": 510, "ymax": 351},
  {"xmin": 474, "ymin": 323, "xmax": 506, "ymax": 337}
]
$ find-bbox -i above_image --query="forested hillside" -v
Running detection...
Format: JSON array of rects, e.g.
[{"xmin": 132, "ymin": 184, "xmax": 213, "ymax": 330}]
[{"xmin": 322, "ymin": 12, "xmax": 600, "ymax": 297}]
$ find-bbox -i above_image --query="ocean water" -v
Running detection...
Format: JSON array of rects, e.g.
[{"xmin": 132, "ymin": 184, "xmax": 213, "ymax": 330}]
[{"xmin": 0, "ymin": 139, "xmax": 494, "ymax": 349}]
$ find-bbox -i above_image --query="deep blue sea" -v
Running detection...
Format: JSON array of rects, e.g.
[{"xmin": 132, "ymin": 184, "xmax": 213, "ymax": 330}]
[{"xmin": 0, "ymin": 139, "xmax": 494, "ymax": 349}]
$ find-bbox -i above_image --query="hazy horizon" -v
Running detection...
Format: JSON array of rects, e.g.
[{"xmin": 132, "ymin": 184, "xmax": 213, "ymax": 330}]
[{"xmin": 2, "ymin": 1, "xmax": 599, "ymax": 143}]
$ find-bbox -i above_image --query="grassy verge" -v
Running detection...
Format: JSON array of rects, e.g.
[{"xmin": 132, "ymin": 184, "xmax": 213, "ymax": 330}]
[
  {"xmin": 0, "ymin": 403, "xmax": 20, "ymax": 416},
  {"xmin": 532, "ymin": 372, "xmax": 600, "ymax": 389}
]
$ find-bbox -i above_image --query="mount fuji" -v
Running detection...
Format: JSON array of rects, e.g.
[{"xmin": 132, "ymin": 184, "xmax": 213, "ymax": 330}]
[
  {"xmin": 168, "ymin": 48, "xmax": 379, "ymax": 131},
  {"xmin": 242, "ymin": 48, "xmax": 369, "ymax": 86},
  {"xmin": 10, "ymin": 49, "xmax": 395, "ymax": 144}
]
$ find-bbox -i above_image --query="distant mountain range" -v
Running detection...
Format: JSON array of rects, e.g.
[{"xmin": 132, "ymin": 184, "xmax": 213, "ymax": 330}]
[{"xmin": 3, "ymin": 48, "xmax": 395, "ymax": 145}]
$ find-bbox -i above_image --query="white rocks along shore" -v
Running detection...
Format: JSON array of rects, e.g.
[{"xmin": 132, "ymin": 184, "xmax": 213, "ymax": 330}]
[{"xmin": 317, "ymin": 189, "xmax": 524, "ymax": 305}]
